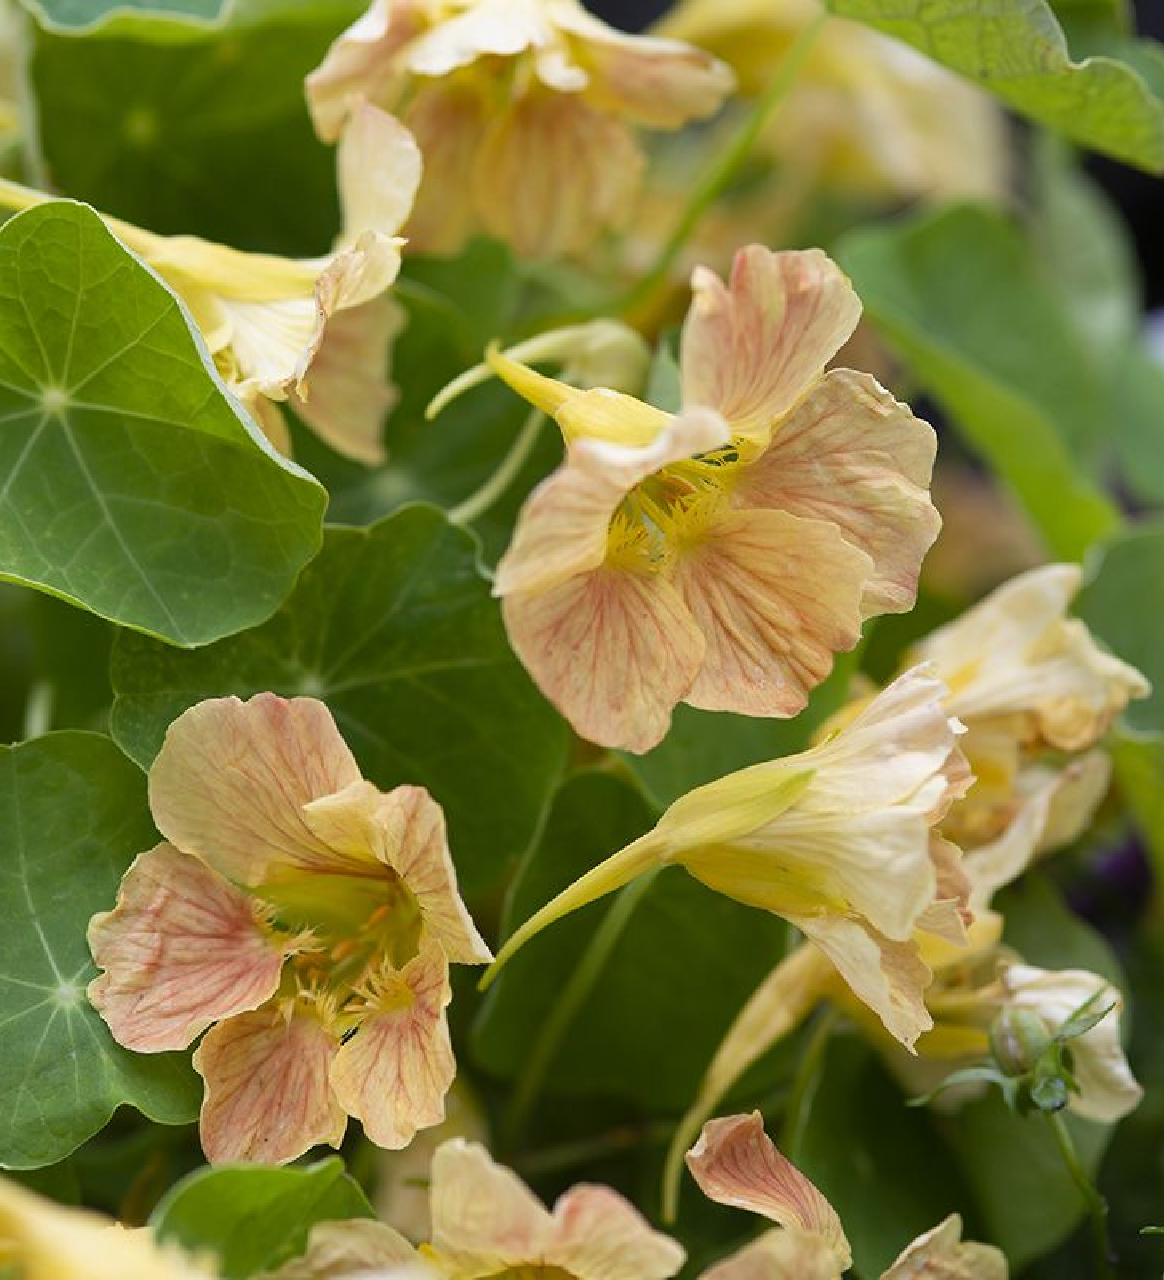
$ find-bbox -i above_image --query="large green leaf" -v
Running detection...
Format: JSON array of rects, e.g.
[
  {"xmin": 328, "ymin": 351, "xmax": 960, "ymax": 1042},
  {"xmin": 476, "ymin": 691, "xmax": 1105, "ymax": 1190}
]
[
  {"xmin": 19, "ymin": 0, "xmax": 358, "ymax": 39},
  {"xmin": 1076, "ymin": 520, "xmax": 1164, "ymax": 732},
  {"xmin": 472, "ymin": 770, "xmax": 795, "ymax": 1116},
  {"xmin": 1111, "ymin": 730, "xmax": 1164, "ymax": 878},
  {"xmin": 110, "ymin": 506, "xmax": 568, "ymax": 895},
  {"xmin": 0, "ymin": 201, "xmax": 325, "ymax": 646},
  {"xmin": 0, "ymin": 731, "xmax": 200, "ymax": 1169},
  {"xmin": 825, "ymin": 0, "xmax": 1164, "ymax": 172},
  {"xmin": 152, "ymin": 1158, "xmax": 373, "ymax": 1279},
  {"xmin": 838, "ymin": 204, "xmax": 1121, "ymax": 559}
]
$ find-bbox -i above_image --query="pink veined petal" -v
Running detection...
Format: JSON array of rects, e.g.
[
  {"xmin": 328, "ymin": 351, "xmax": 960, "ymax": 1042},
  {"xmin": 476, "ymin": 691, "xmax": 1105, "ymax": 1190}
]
[
  {"xmin": 686, "ymin": 1112, "xmax": 851, "ymax": 1271},
  {"xmin": 700, "ymin": 1229, "xmax": 844, "ymax": 1280},
  {"xmin": 679, "ymin": 247, "xmax": 862, "ymax": 441},
  {"xmin": 194, "ymin": 1005, "xmax": 345, "ymax": 1165},
  {"xmin": 88, "ymin": 844, "xmax": 286, "ymax": 1053},
  {"xmin": 548, "ymin": 1184, "xmax": 686, "ymax": 1280},
  {"xmin": 429, "ymin": 1138, "xmax": 556, "ymax": 1272},
  {"xmin": 792, "ymin": 914, "xmax": 934, "ymax": 1050},
  {"xmin": 673, "ymin": 506, "xmax": 871, "ymax": 718},
  {"xmin": 502, "ymin": 565, "xmax": 706, "ymax": 754},
  {"xmin": 330, "ymin": 943, "xmax": 455, "ymax": 1150},
  {"xmin": 473, "ymin": 90, "xmax": 644, "ymax": 258},
  {"xmin": 149, "ymin": 693, "xmax": 366, "ymax": 886},
  {"xmin": 734, "ymin": 368, "xmax": 940, "ymax": 617},
  {"xmin": 302, "ymin": 782, "xmax": 490, "ymax": 965}
]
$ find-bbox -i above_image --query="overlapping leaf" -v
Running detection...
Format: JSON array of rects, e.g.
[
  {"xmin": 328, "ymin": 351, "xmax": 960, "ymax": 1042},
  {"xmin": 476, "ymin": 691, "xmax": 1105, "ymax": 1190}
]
[{"xmin": 0, "ymin": 731, "xmax": 200, "ymax": 1169}]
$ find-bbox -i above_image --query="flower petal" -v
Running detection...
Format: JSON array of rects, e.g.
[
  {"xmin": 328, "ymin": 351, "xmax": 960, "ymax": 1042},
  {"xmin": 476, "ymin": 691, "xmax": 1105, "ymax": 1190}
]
[
  {"xmin": 680, "ymin": 247, "xmax": 862, "ymax": 441},
  {"xmin": 195, "ymin": 1005, "xmax": 345, "ymax": 1164},
  {"xmin": 149, "ymin": 693, "xmax": 365, "ymax": 886},
  {"xmin": 503, "ymin": 566, "xmax": 706, "ymax": 753},
  {"xmin": 264, "ymin": 1220, "xmax": 419, "ymax": 1280},
  {"xmin": 88, "ymin": 843, "xmax": 285, "ymax": 1053},
  {"xmin": 548, "ymin": 1185, "xmax": 686, "ymax": 1280},
  {"xmin": 336, "ymin": 102, "xmax": 421, "ymax": 243},
  {"xmin": 734, "ymin": 368, "xmax": 940, "ymax": 616},
  {"xmin": 474, "ymin": 91, "xmax": 643, "ymax": 258},
  {"xmin": 330, "ymin": 943, "xmax": 455, "ymax": 1149},
  {"xmin": 793, "ymin": 915, "xmax": 933, "ymax": 1049},
  {"xmin": 402, "ymin": 0, "xmax": 553, "ymax": 77},
  {"xmin": 673, "ymin": 506, "xmax": 871, "ymax": 717},
  {"xmin": 702, "ymin": 1229, "xmax": 842, "ymax": 1280},
  {"xmin": 882, "ymin": 1215, "xmax": 1007, "ymax": 1280},
  {"xmin": 686, "ymin": 1112, "xmax": 851, "ymax": 1270},
  {"xmin": 303, "ymin": 781, "xmax": 490, "ymax": 964},
  {"xmin": 429, "ymin": 1138, "xmax": 555, "ymax": 1271}
]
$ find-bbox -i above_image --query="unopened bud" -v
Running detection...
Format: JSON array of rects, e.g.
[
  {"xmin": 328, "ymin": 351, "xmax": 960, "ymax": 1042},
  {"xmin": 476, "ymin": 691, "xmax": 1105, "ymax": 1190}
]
[{"xmin": 989, "ymin": 1005, "xmax": 1053, "ymax": 1077}]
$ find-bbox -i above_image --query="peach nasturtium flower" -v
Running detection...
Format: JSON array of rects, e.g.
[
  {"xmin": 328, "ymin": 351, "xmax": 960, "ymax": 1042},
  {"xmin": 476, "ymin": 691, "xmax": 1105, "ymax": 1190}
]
[
  {"xmin": 687, "ymin": 1112, "xmax": 1006, "ymax": 1280},
  {"xmin": 482, "ymin": 666, "xmax": 969, "ymax": 1050},
  {"xmin": 488, "ymin": 245, "xmax": 940, "ymax": 752},
  {"xmin": 305, "ymin": 0, "xmax": 734, "ymax": 257},
  {"xmin": 88, "ymin": 693, "xmax": 490, "ymax": 1164}
]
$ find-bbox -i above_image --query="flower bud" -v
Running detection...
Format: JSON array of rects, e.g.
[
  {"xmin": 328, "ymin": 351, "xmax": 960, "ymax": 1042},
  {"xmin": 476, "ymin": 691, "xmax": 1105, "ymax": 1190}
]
[{"xmin": 989, "ymin": 1005, "xmax": 1052, "ymax": 1077}]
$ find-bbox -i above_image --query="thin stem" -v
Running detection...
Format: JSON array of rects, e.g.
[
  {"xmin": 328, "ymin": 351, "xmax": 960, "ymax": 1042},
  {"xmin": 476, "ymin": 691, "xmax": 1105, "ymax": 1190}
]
[
  {"xmin": 502, "ymin": 869, "xmax": 661, "ymax": 1148},
  {"xmin": 1047, "ymin": 1111, "xmax": 1115, "ymax": 1280},
  {"xmin": 511, "ymin": 1120, "xmax": 674, "ymax": 1180},
  {"xmin": 608, "ymin": 11, "xmax": 828, "ymax": 321},
  {"xmin": 778, "ymin": 1008, "xmax": 836, "ymax": 1163},
  {"xmin": 448, "ymin": 408, "xmax": 546, "ymax": 526}
]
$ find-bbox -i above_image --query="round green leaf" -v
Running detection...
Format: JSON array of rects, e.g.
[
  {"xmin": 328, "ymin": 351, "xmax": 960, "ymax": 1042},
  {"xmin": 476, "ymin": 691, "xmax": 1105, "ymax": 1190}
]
[
  {"xmin": 0, "ymin": 201, "xmax": 326, "ymax": 647},
  {"xmin": 0, "ymin": 731, "xmax": 200, "ymax": 1169},
  {"xmin": 110, "ymin": 505, "xmax": 568, "ymax": 895}
]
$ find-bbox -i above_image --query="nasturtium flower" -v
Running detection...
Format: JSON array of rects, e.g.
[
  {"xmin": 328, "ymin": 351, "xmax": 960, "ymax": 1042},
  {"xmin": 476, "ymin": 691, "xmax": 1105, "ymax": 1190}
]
[
  {"xmin": 306, "ymin": 0, "xmax": 734, "ymax": 258},
  {"xmin": 657, "ymin": 0, "xmax": 1007, "ymax": 204},
  {"xmin": 88, "ymin": 693, "xmax": 490, "ymax": 1164},
  {"xmin": 488, "ymin": 245, "xmax": 940, "ymax": 752},
  {"xmin": 483, "ymin": 666, "xmax": 968, "ymax": 1051},
  {"xmin": 687, "ymin": 1112, "xmax": 1005, "ymax": 1280},
  {"xmin": 0, "ymin": 1174, "xmax": 214, "ymax": 1280}
]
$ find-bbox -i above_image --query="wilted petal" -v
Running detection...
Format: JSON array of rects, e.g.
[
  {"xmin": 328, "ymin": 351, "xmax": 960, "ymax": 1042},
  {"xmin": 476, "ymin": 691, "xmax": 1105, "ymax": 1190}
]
[
  {"xmin": 548, "ymin": 1185, "xmax": 686, "ymax": 1280},
  {"xmin": 734, "ymin": 369, "xmax": 940, "ymax": 616},
  {"xmin": 292, "ymin": 295, "xmax": 404, "ymax": 465},
  {"xmin": 673, "ymin": 506, "xmax": 871, "ymax": 717},
  {"xmin": 686, "ymin": 1113, "xmax": 851, "ymax": 1271},
  {"xmin": 1001, "ymin": 965, "xmax": 1143, "ymax": 1123},
  {"xmin": 149, "ymin": 693, "xmax": 365, "ymax": 886},
  {"xmin": 429, "ymin": 1138, "xmax": 556, "ymax": 1271},
  {"xmin": 475, "ymin": 90, "xmax": 643, "ymax": 257},
  {"xmin": 264, "ymin": 1220, "xmax": 419, "ymax": 1280},
  {"xmin": 503, "ymin": 566, "xmax": 706, "ymax": 753},
  {"xmin": 915, "ymin": 835, "xmax": 972, "ymax": 946},
  {"xmin": 882, "ymin": 1214, "xmax": 1007, "ymax": 1280},
  {"xmin": 303, "ymin": 782, "xmax": 490, "ymax": 964},
  {"xmin": 195, "ymin": 1005, "xmax": 345, "ymax": 1164},
  {"xmin": 330, "ymin": 943, "xmax": 455, "ymax": 1149},
  {"xmin": 793, "ymin": 915, "xmax": 933, "ymax": 1049},
  {"xmin": 88, "ymin": 843, "xmax": 285, "ymax": 1053},
  {"xmin": 701, "ymin": 1229, "xmax": 843, "ymax": 1280},
  {"xmin": 680, "ymin": 247, "xmax": 862, "ymax": 442}
]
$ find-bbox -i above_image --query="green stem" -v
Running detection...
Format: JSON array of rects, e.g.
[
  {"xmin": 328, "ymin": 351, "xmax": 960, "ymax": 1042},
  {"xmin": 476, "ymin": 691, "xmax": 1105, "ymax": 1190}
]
[
  {"xmin": 1047, "ymin": 1111, "xmax": 1115, "ymax": 1280},
  {"xmin": 511, "ymin": 1120, "xmax": 674, "ymax": 1180},
  {"xmin": 448, "ymin": 408, "xmax": 546, "ymax": 526},
  {"xmin": 502, "ymin": 869, "xmax": 661, "ymax": 1148},
  {"xmin": 778, "ymin": 1008, "xmax": 836, "ymax": 1163},
  {"xmin": 608, "ymin": 11, "xmax": 827, "ymax": 320}
]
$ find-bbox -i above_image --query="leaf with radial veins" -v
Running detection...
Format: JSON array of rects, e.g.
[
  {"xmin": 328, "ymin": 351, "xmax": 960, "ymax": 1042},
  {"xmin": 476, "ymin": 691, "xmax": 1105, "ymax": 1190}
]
[
  {"xmin": 0, "ymin": 201, "xmax": 326, "ymax": 646},
  {"xmin": 0, "ymin": 732, "xmax": 200, "ymax": 1170},
  {"xmin": 110, "ymin": 505, "xmax": 569, "ymax": 896}
]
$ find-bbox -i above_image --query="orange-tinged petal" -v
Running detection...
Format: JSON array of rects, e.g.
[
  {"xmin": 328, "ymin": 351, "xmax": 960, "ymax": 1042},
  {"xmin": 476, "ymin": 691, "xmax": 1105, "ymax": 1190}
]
[
  {"xmin": 265, "ymin": 1220, "xmax": 419, "ymax": 1280},
  {"xmin": 680, "ymin": 247, "xmax": 862, "ymax": 442},
  {"xmin": 429, "ymin": 1138, "xmax": 556, "ymax": 1270},
  {"xmin": 88, "ymin": 843, "xmax": 286, "ymax": 1053},
  {"xmin": 700, "ymin": 1228, "xmax": 842, "ymax": 1280},
  {"xmin": 330, "ymin": 943, "xmax": 455, "ymax": 1150},
  {"xmin": 303, "ymin": 782, "xmax": 490, "ymax": 964},
  {"xmin": 686, "ymin": 1112, "xmax": 851, "ymax": 1271},
  {"xmin": 149, "ymin": 693, "xmax": 365, "ymax": 887},
  {"xmin": 734, "ymin": 368, "xmax": 940, "ymax": 617},
  {"xmin": 674, "ymin": 506, "xmax": 871, "ymax": 718},
  {"xmin": 474, "ymin": 91, "xmax": 643, "ymax": 258},
  {"xmin": 548, "ymin": 1185, "xmax": 686, "ymax": 1280},
  {"xmin": 503, "ymin": 566, "xmax": 706, "ymax": 753},
  {"xmin": 195, "ymin": 1005, "xmax": 345, "ymax": 1164},
  {"xmin": 882, "ymin": 1214, "xmax": 1007, "ymax": 1280}
]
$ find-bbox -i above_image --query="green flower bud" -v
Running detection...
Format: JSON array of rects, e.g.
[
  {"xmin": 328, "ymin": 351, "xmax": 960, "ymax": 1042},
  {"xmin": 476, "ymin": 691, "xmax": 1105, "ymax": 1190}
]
[{"xmin": 989, "ymin": 1005, "xmax": 1053, "ymax": 1077}]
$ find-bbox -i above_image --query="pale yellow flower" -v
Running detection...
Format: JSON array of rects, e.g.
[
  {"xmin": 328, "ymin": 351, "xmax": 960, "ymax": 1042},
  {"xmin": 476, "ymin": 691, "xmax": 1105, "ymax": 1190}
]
[{"xmin": 307, "ymin": 0, "xmax": 734, "ymax": 258}]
